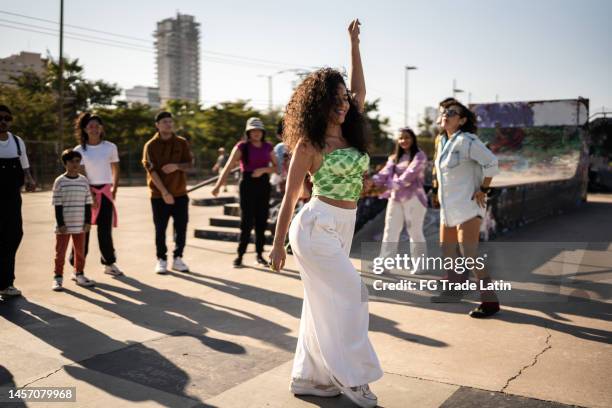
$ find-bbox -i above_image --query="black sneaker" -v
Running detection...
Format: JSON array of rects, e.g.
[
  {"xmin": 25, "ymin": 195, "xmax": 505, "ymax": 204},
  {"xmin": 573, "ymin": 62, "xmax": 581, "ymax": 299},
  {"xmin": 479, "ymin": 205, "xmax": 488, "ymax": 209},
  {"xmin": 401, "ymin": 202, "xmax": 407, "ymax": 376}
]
[
  {"xmin": 430, "ymin": 290, "xmax": 465, "ymax": 303},
  {"xmin": 233, "ymin": 256, "xmax": 243, "ymax": 268},
  {"xmin": 256, "ymin": 254, "xmax": 269, "ymax": 267},
  {"xmin": 469, "ymin": 302, "xmax": 500, "ymax": 318}
]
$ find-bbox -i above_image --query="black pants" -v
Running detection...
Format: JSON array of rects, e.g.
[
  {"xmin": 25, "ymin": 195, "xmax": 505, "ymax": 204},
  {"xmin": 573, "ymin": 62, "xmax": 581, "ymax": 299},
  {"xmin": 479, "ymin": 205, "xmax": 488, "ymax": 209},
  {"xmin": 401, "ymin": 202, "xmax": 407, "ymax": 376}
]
[
  {"xmin": 0, "ymin": 189, "xmax": 23, "ymax": 290},
  {"xmin": 151, "ymin": 195, "xmax": 189, "ymax": 260},
  {"xmin": 70, "ymin": 193, "xmax": 116, "ymax": 266},
  {"xmin": 238, "ymin": 174, "xmax": 271, "ymax": 256}
]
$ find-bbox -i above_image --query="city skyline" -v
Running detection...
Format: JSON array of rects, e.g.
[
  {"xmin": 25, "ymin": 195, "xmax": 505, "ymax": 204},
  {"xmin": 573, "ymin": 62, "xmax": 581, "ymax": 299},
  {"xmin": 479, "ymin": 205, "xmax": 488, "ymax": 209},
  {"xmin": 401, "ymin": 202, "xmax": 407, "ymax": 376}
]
[{"xmin": 0, "ymin": 0, "xmax": 611, "ymax": 132}]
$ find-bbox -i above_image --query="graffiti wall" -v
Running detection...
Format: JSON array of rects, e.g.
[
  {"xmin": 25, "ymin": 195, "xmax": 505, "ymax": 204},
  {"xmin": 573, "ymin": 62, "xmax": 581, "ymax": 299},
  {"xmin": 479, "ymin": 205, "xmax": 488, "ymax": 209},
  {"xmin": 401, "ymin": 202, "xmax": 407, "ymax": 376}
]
[{"xmin": 470, "ymin": 99, "xmax": 590, "ymax": 237}]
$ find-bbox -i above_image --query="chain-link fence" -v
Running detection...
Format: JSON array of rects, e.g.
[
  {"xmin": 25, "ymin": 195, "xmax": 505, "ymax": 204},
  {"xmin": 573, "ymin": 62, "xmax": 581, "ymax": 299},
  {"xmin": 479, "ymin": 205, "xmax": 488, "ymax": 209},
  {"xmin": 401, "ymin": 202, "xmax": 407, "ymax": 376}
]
[{"xmin": 24, "ymin": 140, "xmax": 218, "ymax": 190}]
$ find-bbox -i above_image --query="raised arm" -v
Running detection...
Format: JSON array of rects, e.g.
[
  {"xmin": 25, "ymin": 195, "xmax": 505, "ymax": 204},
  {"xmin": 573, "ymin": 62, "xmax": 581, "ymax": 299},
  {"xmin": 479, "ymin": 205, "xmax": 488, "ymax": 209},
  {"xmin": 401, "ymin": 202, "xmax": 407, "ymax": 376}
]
[
  {"xmin": 269, "ymin": 140, "xmax": 315, "ymax": 271},
  {"xmin": 348, "ymin": 19, "xmax": 365, "ymax": 112}
]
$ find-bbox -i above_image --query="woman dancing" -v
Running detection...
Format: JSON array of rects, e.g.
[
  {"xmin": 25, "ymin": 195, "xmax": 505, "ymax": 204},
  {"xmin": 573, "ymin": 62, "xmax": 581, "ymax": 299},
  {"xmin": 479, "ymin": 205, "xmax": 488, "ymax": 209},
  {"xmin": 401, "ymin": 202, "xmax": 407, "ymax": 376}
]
[{"xmin": 269, "ymin": 19, "xmax": 382, "ymax": 408}]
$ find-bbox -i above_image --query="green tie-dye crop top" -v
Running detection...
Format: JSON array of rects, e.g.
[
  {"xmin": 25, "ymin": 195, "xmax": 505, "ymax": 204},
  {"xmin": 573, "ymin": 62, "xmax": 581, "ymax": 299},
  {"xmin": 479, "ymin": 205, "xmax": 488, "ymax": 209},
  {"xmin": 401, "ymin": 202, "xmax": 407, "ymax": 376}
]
[{"xmin": 311, "ymin": 147, "xmax": 370, "ymax": 201}]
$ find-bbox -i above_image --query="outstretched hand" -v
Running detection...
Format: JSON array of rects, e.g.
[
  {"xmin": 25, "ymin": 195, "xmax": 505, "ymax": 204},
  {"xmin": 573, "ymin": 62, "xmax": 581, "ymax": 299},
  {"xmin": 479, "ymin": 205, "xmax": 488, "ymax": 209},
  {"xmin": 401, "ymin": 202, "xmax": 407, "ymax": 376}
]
[{"xmin": 348, "ymin": 18, "xmax": 361, "ymax": 44}]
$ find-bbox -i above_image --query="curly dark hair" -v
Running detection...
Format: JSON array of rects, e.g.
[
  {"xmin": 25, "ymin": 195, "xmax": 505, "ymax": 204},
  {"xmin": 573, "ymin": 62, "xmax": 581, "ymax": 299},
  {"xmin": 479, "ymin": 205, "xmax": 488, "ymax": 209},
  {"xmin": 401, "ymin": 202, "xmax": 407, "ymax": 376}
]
[
  {"xmin": 448, "ymin": 101, "xmax": 478, "ymax": 134},
  {"xmin": 283, "ymin": 68, "xmax": 369, "ymax": 153}
]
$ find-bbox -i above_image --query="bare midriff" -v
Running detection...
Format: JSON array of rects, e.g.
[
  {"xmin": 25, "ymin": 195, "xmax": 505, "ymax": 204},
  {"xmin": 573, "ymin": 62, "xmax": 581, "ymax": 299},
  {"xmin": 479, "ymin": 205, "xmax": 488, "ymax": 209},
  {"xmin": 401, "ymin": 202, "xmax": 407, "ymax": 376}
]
[{"xmin": 316, "ymin": 195, "xmax": 358, "ymax": 209}]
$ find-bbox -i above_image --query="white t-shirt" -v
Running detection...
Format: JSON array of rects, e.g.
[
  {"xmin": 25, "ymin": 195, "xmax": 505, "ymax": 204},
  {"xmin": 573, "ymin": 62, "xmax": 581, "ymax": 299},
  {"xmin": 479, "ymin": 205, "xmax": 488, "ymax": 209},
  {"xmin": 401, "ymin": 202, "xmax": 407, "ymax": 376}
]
[
  {"xmin": 74, "ymin": 141, "xmax": 119, "ymax": 185},
  {"xmin": 0, "ymin": 132, "xmax": 30, "ymax": 169}
]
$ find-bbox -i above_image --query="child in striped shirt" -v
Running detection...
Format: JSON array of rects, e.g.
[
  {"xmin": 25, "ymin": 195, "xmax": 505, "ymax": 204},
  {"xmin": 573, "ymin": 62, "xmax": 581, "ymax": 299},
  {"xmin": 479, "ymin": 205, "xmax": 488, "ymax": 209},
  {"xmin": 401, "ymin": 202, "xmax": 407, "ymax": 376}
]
[{"xmin": 52, "ymin": 149, "xmax": 94, "ymax": 291}]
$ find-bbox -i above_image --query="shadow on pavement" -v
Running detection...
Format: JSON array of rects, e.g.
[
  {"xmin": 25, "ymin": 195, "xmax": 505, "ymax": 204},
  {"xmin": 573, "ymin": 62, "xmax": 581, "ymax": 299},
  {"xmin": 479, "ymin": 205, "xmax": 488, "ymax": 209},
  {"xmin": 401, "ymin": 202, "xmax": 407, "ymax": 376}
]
[{"xmin": 0, "ymin": 297, "xmax": 213, "ymax": 407}]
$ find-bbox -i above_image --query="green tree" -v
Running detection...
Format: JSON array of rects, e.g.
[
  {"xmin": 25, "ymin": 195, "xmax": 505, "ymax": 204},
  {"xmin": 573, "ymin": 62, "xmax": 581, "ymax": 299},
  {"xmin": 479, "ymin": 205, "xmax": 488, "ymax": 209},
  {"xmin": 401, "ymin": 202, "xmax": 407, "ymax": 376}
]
[
  {"xmin": 199, "ymin": 100, "xmax": 262, "ymax": 152},
  {"xmin": 0, "ymin": 84, "xmax": 57, "ymax": 142},
  {"xmin": 8, "ymin": 57, "xmax": 121, "ymax": 146},
  {"xmin": 95, "ymin": 102, "xmax": 156, "ymax": 179},
  {"xmin": 364, "ymin": 99, "xmax": 393, "ymax": 155},
  {"xmin": 415, "ymin": 115, "xmax": 437, "ymax": 159},
  {"xmin": 417, "ymin": 116, "xmax": 435, "ymax": 138}
]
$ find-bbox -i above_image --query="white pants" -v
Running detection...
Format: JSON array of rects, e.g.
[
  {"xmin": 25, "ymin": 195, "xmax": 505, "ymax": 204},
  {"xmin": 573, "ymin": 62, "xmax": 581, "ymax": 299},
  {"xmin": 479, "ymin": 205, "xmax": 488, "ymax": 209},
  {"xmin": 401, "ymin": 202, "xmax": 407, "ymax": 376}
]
[
  {"xmin": 380, "ymin": 196, "xmax": 427, "ymax": 267},
  {"xmin": 288, "ymin": 197, "xmax": 383, "ymax": 387}
]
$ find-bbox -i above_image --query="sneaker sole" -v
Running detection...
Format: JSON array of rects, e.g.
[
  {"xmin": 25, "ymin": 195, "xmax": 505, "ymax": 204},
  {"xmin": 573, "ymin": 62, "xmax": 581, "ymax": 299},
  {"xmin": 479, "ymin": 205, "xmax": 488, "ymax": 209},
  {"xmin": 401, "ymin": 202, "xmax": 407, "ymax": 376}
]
[
  {"xmin": 71, "ymin": 276, "xmax": 95, "ymax": 287},
  {"xmin": 290, "ymin": 385, "xmax": 341, "ymax": 397},
  {"xmin": 52, "ymin": 287, "xmax": 63, "ymax": 292},
  {"xmin": 171, "ymin": 267, "xmax": 189, "ymax": 273},
  {"xmin": 330, "ymin": 377, "xmax": 377, "ymax": 408},
  {"xmin": 104, "ymin": 270, "xmax": 124, "ymax": 276}
]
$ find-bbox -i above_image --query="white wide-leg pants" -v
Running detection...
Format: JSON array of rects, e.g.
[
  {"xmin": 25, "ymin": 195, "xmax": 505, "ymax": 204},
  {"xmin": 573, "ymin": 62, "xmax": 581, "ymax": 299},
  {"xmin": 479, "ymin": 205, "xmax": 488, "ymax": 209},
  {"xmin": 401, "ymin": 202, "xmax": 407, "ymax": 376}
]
[
  {"xmin": 288, "ymin": 198, "xmax": 383, "ymax": 387},
  {"xmin": 380, "ymin": 196, "xmax": 427, "ymax": 267}
]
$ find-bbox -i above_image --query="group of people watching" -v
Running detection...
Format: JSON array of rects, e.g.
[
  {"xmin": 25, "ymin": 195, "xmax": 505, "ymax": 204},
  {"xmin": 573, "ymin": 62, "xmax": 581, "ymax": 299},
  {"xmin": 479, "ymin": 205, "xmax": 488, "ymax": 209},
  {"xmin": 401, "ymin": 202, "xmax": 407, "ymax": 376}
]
[{"xmin": 1, "ymin": 18, "xmax": 500, "ymax": 408}]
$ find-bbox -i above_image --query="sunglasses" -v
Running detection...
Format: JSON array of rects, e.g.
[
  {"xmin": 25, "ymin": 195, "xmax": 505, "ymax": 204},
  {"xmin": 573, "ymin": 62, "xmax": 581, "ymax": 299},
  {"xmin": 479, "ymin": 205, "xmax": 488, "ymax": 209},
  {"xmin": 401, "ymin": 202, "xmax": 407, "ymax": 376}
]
[
  {"xmin": 0, "ymin": 115, "xmax": 12, "ymax": 123},
  {"xmin": 443, "ymin": 109, "xmax": 461, "ymax": 118}
]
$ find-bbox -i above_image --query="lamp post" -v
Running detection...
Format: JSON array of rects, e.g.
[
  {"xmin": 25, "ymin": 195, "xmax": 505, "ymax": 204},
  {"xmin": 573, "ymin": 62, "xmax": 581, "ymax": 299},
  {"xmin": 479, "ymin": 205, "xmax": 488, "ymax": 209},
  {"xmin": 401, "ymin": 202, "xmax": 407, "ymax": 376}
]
[
  {"xmin": 58, "ymin": 0, "xmax": 64, "ymax": 151},
  {"xmin": 257, "ymin": 74, "xmax": 273, "ymax": 111},
  {"xmin": 258, "ymin": 69, "xmax": 311, "ymax": 112},
  {"xmin": 452, "ymin": 78, "xmax": 464, "ymax": 98},
  {"xmin": 404, "ymin": 66, "xmax": 417, "ymax": 127}
]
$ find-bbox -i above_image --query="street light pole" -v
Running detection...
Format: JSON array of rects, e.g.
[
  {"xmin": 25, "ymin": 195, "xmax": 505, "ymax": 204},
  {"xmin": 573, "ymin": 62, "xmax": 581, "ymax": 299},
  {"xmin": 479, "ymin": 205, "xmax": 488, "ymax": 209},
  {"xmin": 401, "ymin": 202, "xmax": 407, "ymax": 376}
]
[
  {"xmin": 404, "ymin": 66, "xmax": 417, "ymax": 127},
  {"xmin": 452, "ymin": 78, "xmax": 464, "ymax": 99},
  {"xmin": 58, "ymin": 0, "xmax": 64, "ymax": 151},
  {"xmin": 258, "ymin": 69, "xmax": 312, "ymax": 112},
  {"xmin": 257, "ymin": 74, "xmax": 273, "ymax": 112}
]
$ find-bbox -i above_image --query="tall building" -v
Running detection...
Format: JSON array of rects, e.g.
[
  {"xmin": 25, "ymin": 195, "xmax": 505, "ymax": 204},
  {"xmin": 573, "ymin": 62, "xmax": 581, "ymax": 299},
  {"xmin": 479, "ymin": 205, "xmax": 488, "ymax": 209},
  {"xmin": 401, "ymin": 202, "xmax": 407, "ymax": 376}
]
[
  {"xmin": 154, "ymin": 13, "xmax": 200, "ymax": 105},
  {"xmin": 125, "ymin": 86, "xmax": 161, "ymax": 109},
  {"xmin": 0, "ymin": 52, "xmax": 46, "ymax": 86}
]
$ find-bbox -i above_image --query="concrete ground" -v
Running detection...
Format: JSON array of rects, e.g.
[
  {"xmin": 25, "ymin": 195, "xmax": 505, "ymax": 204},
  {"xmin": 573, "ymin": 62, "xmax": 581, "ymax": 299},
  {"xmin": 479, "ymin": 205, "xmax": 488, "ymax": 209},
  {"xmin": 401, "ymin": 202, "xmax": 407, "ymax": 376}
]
[{"xmin": 0, "ymin": 186, "xmax": 610, "ymax": 408}]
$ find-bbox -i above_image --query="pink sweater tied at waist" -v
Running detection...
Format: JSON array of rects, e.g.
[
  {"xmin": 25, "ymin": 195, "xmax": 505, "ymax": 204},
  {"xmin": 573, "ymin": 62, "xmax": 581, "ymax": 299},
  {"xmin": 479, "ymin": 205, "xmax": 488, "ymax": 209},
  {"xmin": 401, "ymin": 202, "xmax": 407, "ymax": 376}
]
[{"xmin": 91, "ymin": 184, "xmax": 118, "ymax": 227}]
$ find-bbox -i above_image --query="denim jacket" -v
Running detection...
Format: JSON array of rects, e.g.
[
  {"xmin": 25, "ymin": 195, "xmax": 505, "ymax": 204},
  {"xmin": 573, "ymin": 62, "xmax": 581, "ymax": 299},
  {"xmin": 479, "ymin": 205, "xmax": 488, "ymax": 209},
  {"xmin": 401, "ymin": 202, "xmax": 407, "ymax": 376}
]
[{"xmin": 434, "ymin": 131, "xmax": 499, "ymax": 227}]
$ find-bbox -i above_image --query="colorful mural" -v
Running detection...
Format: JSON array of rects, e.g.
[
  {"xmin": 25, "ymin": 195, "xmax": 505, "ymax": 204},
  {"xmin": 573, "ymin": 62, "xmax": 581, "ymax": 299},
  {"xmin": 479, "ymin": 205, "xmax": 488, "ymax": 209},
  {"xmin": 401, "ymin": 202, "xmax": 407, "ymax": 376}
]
[{"xmin": 470, "ymin": 99, "xmax": 589, "ymax": 238}]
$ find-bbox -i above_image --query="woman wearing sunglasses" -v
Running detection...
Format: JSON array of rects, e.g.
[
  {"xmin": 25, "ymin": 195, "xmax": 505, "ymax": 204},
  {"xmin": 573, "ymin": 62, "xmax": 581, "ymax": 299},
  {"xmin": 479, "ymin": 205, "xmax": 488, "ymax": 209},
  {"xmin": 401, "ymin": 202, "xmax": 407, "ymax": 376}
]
[{"xmin": 434, "ymin": 101, "xmax": 500, "ymax": 318}]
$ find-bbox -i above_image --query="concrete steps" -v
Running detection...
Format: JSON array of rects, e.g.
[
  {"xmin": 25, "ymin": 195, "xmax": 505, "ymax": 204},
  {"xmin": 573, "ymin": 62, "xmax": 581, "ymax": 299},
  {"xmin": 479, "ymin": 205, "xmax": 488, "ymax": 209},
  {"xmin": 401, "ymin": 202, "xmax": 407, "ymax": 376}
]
[
  {"xmin": 194, "ymin": 225, "xmax": 274, "ymax": 244},
  {"xmin": 223, "ymin": 203, "xmax": 241, "ymax": 217},
  {"xmin": 209, "ymin": 215, "xmax": 274, "ymax": 230},
  {"xmin": 192, "ymin": 196, "xmax": 237, "ymax": 207}
]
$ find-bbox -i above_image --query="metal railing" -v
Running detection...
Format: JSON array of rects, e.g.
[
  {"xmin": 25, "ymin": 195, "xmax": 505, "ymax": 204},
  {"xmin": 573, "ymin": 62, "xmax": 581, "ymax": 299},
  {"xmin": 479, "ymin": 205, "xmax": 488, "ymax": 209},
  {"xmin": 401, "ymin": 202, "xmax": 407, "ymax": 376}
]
[{"xmin": 187, "ymin": 167, "xmax": 240, "ymax": 193}]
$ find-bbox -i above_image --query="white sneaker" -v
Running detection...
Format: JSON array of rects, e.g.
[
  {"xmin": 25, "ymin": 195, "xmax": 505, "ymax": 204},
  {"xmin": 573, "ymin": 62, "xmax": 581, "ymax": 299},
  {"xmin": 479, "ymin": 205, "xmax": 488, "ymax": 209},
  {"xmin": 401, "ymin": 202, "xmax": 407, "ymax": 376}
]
[
  {"xmin": 290, "ymin": 378, "xmax": 341, "ymax": 397},
  {"xmin": 171, "ymin": 257, "xmax": 189, "ymax": 272},
  {"xmin": 155, "ymin": 259, "xmax": 168, "ymax": 274},
  {"xmin": 0, "ymin": 286, "xmax": 22, "ymax": 297},
  {"xmin": 71, "ymin": 273, "xmax": 95, "ymax": 287},
  {"xmin": 104, "ymin": 264, "xmax": 124, "ymax": 276},
  {"xmin": 330, "ymin": 377, "xmax": 378, "ymax": 408},
  {"xmin": 52, "ymin": 276, "xmax": 63, "ymax": 291}
]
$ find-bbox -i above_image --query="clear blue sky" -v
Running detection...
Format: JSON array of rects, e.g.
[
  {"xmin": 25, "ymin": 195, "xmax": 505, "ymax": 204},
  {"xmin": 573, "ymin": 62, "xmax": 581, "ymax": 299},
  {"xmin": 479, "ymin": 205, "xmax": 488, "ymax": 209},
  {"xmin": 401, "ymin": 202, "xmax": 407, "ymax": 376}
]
[{"xmin": 1, "ymin": 0, "xmax": 611, "ymax": 132}]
